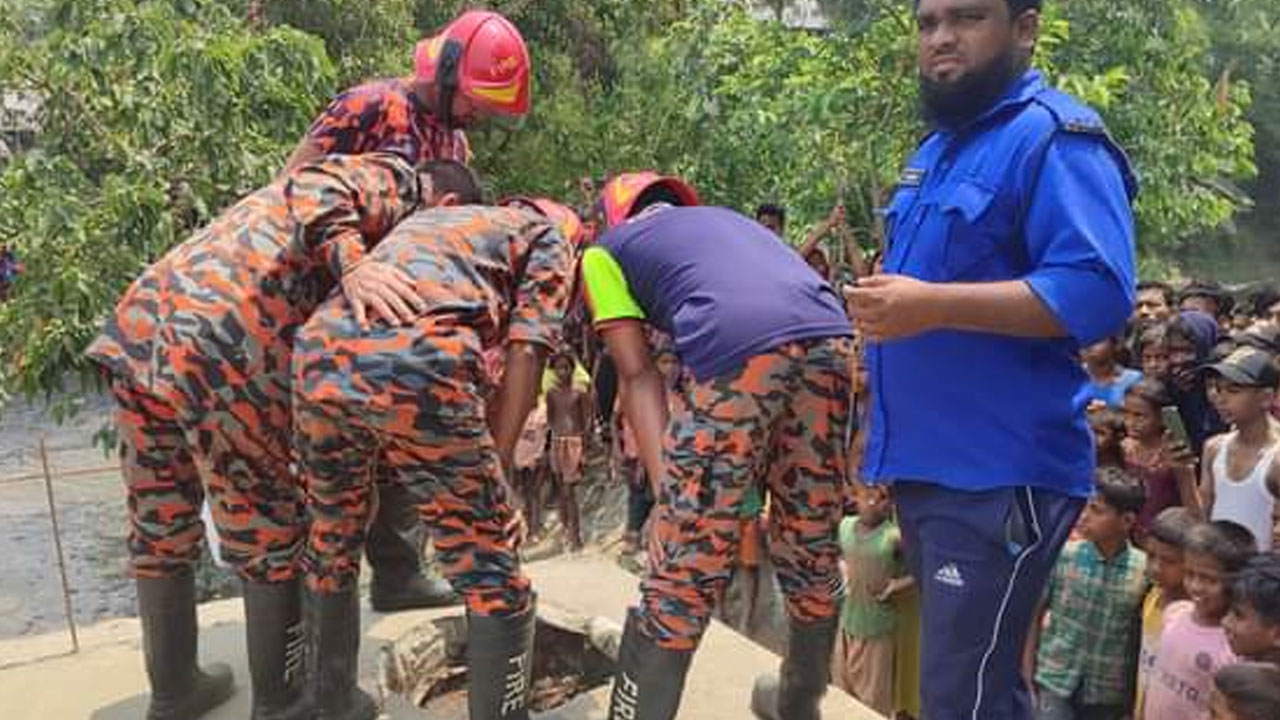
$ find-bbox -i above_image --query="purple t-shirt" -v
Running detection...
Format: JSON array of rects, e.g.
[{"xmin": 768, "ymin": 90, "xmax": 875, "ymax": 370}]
[{"xmin": 584, "ymin": 206, "xmax": 851, "ymax": 381}]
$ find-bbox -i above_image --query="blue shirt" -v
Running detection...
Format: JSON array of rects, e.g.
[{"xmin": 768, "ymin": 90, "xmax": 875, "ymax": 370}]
[
  {"xmin": 583, "ymin": 206, "xmax": 851, "ymax": 381},
  {"xmin": 1083, "ymin": 367, "xmax": 1143, "ymax": 409},
  {"xmin": 863, "ymin": 70, "xmax": 1137, "ymax": 497}
]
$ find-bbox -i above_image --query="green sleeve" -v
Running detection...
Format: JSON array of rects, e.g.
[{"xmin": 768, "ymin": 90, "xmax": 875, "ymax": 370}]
[
  {"xmin": 581, "ymin": 246, "xmax": 645, "ymax": 324},
  {"xmin": 838, "ymin": 516, "xmax": 856, "ymax": 551}
]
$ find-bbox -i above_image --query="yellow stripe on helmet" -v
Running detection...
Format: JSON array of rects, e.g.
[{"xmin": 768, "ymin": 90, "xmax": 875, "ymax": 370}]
[{"xmin": 470, "ymin": 82, "xmax": 521, "ymax": 106}]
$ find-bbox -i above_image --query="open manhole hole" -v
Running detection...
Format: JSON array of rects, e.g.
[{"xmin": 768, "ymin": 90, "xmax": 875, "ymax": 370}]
[{"xmin": 381, "ymin": 604, "xmax": 620, "ymax": 718}]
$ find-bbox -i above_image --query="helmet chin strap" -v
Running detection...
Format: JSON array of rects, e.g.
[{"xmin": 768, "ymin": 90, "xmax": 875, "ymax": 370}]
[{"xmin": 435, "ymin": 40, "xmax": 464, "ymax": 130}]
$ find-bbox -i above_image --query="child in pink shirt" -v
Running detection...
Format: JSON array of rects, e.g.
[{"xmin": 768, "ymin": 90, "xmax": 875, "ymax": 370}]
[{"xmin": 1143, "ymin": 521, "xmax": 1256, "ymax": 719}]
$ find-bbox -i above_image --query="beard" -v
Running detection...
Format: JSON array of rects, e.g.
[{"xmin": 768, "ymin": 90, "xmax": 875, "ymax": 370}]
[{"xmin": 919, "ymin": 48, "xmax": 1024, "ymax": 128}]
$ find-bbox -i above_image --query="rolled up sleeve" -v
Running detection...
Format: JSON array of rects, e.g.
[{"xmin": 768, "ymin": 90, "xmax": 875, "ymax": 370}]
[
  {"xmin": 1023, "ymin": 134, "xmax": 1137, "ymax": 346},
  {"xmin": 284, "ymin": 153, "xmax": 420, "ymax": 280}
]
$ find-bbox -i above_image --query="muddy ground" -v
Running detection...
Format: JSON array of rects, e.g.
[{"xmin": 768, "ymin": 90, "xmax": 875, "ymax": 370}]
[
  {"xmin": 0, "ymin": 393, "xmax": 785, "ymax": 652},
  {"xmin": 0, "ymin": 391, "xmax": 136, "ymax": 638}
]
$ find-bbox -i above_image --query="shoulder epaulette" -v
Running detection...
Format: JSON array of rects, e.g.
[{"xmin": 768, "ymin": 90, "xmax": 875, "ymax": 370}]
[
  {"xmin": 1032, "ymin": 88, "xmax": 1107, "ymax": 135},
  {"xmin": 1061, "ymin": 120, "xmax": 1106, "ymax": 136},
  {"xmin": 1030, "ymin": 86, "xmax": 1139, "ymax": 199}
]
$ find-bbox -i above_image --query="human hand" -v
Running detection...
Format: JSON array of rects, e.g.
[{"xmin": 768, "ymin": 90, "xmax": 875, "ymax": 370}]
[
  {"xmin": 341, "ymin": 260, "xmax": 426, "ymax": 330},
  {"xmin": 1162, "ymin": 437, "xmax": 1197, "ymax": 476},
  {"xmin": 828, "ymin": 204, "xmax": 847, "ymax": 226},
  {"xmin": 844, "ymin": 274, "xmax": 945, "ymax": 342},
  {"xmin": 875, "ymin": 577, "xmax": 910, "ymax": 603}
]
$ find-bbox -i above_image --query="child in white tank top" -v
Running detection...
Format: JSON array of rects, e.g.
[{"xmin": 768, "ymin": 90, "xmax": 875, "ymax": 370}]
[
  {"xmin": 1208, "ymin": 431, "xmax": 1278, "ymax": 551},
  {"xmin": 1200, "ymin": 348, "xmax": 1280, "ymax": 551}
]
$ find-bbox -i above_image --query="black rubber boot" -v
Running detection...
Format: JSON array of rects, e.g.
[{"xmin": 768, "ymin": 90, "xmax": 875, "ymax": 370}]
[
  {"xmin": 310, "ymin": 587, "xmax": 377, "ymax": 720},
  {"xmin": 466, "ymin": 597, "xmax": 537, "ymax": 720},
  {"xmin": 750, "ymin": 615, "xmax": 839, "ymax": 720},
  {"xmin": 606, "ymin": 609, "xmax": 694, "ymax": 720},
  {"xmin": 366, "ymin": 481, "xmax": 460, "ymax": 612},
  {"xmin": 369, "ymin": 572, "xmax": 459, "ymax": 612},
  {"xmin": 137, "ymin": 571, "xmax": 235, "ymax": 720},
  {"xmin": 244, "ymin": 579, "xmax": 312, "ymax": 720}
]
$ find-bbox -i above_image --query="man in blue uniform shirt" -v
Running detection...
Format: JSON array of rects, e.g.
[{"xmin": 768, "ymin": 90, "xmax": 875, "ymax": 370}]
[{"xmin": 846, "ymin": 1, "xmax": 1137, "ymax": 718}]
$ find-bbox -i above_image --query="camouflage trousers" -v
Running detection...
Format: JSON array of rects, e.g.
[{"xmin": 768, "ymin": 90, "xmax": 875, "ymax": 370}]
[
  {"xmin": 293, "ymin": 366, "xmax": 531, "ymax": 616},
  {"xmin": 110, "ymin": 378, "xmax": 303, "ymax": 582},
  {"xmin": 637, "ymin": 337, "xmax": 853, "ymax": 650}
]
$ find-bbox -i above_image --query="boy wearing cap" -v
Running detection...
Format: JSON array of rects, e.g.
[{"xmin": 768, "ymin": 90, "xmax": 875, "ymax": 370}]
[{"xmin": 1201, "ymin": 347, "xmax": 1280, "ymax": 551}]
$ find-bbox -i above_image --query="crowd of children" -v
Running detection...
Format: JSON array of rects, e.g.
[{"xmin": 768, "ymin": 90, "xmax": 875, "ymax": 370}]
[{"xmin": 811, "ymin": 279, "xmax": 1280, "ymax": 720}]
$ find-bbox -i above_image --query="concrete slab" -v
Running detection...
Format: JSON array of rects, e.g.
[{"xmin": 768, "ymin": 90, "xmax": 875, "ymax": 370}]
[
  {"xmin": 0, "ymin": 554, "xmax": 883, "ymax": 719},
  {"xmin": 524, "ymin": 555, "xmax": 881, "ymax": 720}
]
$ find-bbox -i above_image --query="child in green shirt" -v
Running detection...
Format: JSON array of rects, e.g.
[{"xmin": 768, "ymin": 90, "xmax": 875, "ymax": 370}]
[{"xmin": 832, "ymin": 482, "xmax": 913, "ymax": 715}]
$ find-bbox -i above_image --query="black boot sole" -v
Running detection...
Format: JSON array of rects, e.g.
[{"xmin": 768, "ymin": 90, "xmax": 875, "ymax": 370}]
[
  {"xmin": 316, "ymin": 690, "xmax": 377, "ymax": 720},
  {"xmin": 252, "ymin": 703, "xmax": 316, "ymax": 720},
  {"xmin": 147, "ymin": 664, "xmax": 236, "ymax": 720}
]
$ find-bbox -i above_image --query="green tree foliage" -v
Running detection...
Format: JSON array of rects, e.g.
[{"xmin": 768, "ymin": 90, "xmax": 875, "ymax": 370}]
[
  {"xmin": 260, "ymin": 0, "xmax": 417, "ymax": 86},
  {"xmin": 0, "ymin": 0, "xmax": 1261, "ymax": 403},
  {"xmin": 817, "ymin": 0, "xmax": 908, "ymax": 33},
  {"xmin": 1041, "ymin": 0, "xmax": 1255, "ymax": 275},
  {"xmin": 0, "ymin": 0, "xmax": 333, "ymax": 405},
  {"xmin": 606, "ymin": 6, "xmax": 919, "ymax": 244},
  {"xmin": 1195, "ymin": 0, "xmax": 1280, "ymax": 238},
  {"xmin": 408, "ymin": 0, "xmax": 699, "ymax": 205},
  {"xmin": 481, "ymin": 0, "xmax": 1255, "ymax": 257}
]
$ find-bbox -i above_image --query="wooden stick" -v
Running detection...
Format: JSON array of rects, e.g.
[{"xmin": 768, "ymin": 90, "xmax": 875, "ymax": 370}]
[{"xmin": 39, "ymin": 438, "xmax": 79, "ymax": 653}]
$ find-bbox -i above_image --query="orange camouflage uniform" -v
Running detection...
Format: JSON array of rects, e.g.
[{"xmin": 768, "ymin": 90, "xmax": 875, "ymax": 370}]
[
  {"xmin": 86, "ymin": 153, "xmax": 423, "ymax": 581},
  {"xmin": 641, "ymin": 338, "xmax": 854, "ymax": 650},
  {"xmin": 292, "ymin": 205, "xmax": 572, "ymax": 617},
  {"xmin": 306, "ymin": 78, "xmax": 471, "ymax": 165}
]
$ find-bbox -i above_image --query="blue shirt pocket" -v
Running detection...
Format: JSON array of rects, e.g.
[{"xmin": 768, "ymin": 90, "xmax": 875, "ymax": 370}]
[
  {"xmin": 882, "ymin": 187, "xmax": 920, "ymax": 272},
  {"xmin": 939, "ymin": 179, "xmax": 1017, "ymax": 282},
  {"xmin": 884, "ymin": 186, "xmax": 919, "ymax": 237}
]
